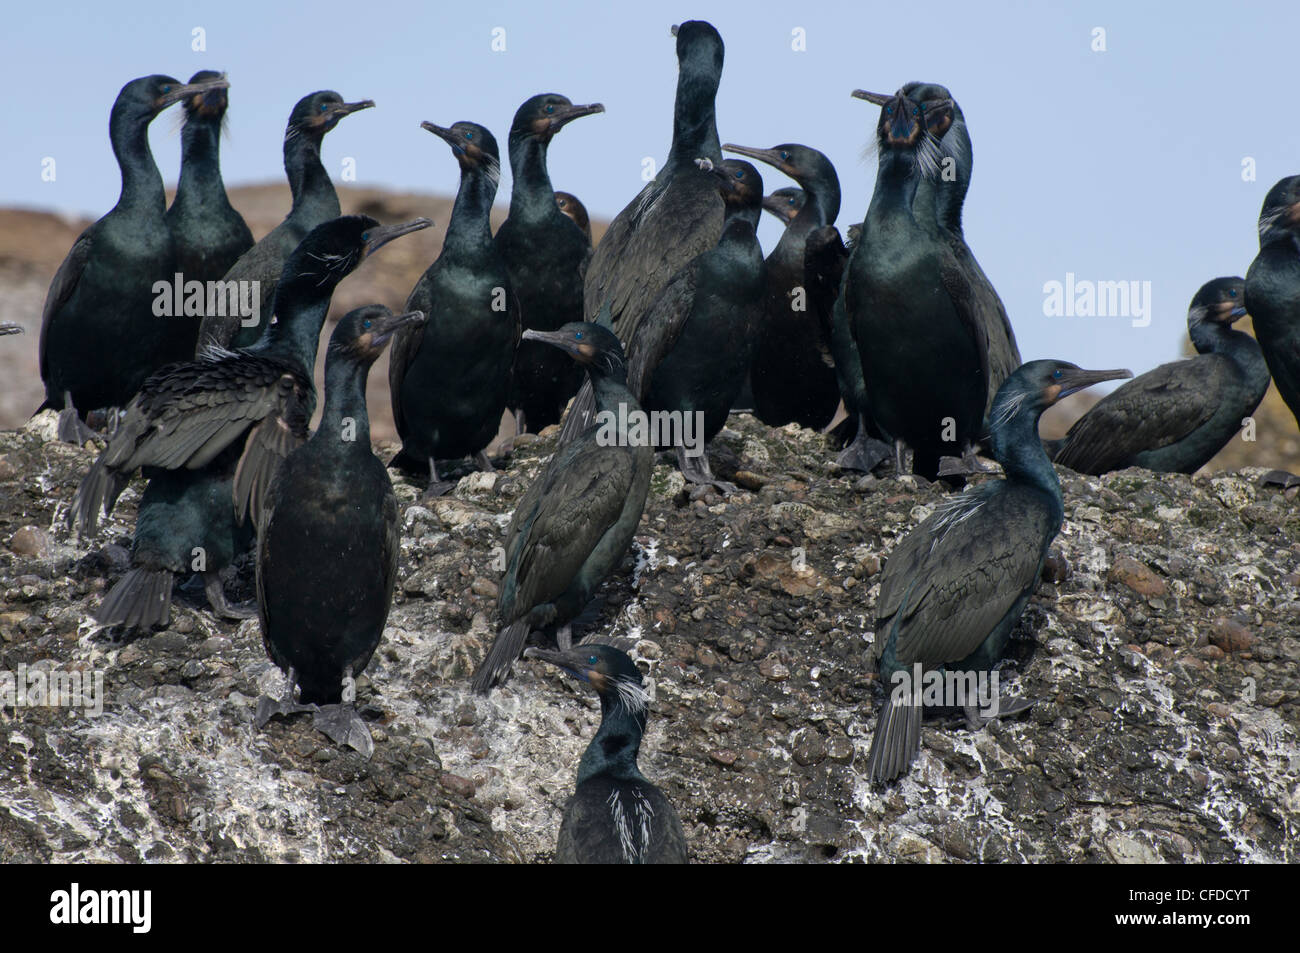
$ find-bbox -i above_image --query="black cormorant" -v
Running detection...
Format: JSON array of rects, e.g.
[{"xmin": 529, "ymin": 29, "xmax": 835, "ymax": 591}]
[
  {"xmin": 1053, "ymin": 278, "xmax": 1268, "ymax": 474},
  {"xmin": 38, "ymin": 73, "xmax": 230, "ymax": 443},
  {"xmin": 196, "ymin": 91, "xmax": 374, "ymax": 352},
  {"xmin": 389, "ymin": 121, "xmax": 519, "ymax": 495},
  {"xmin": 165, "ymin": 69, "xmax": 254, "ymax": 283},
  {"xmin": 472, "ymin": 324, "xmax": 651, "ymax": 693},
  {"xmin": 554, "ymin": 192, "xmax": 592, "ymax": 242},
  {"xmin": 254, "ymin": 305, "xmax": 424, "ymax": 756},
  {"xmin": 74, "ymin": 216, "xmax": 431, "ymax": 628},
  {"xmin": 1245, "ymin": 175, "xmax": 1300, "ymax": 428},
  {"xmin": 761, "ymin": 186, "xmax": 805, "ymax": 225},
  {"xmin": 496, "ymin": 94, "xmax": 604, "ymax": 432},
  {"xmin": 724, "ymin": 142, "xmax": 841, "ymax": 431},
  {"xmin": 524, "ymin": 643, "xmax": 688, "ymax": 864},
  {"xmin": 866, "ymin": 361, "xmax": 1130, "ymax": 784}
]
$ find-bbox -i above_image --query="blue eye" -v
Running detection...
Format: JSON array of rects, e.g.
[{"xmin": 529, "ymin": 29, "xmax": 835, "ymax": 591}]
[
  {"xmin": 1053, "ymin": 370, "xmax": 1063, "ymax": 379},
  {"xmin": 575, "ymin": 331, "xmax": 584, "ymax": 340},
  {"xmin": 588, "ymin": 655, "xmax": 598, "ymax": 665},
  {"xmin": 735, "ymin": 170, "xmax": 744, "ymax": 179},
  {"xmin": 1229, "ymin": 289, "xmax": 1237, "ymax": 297},
  {"xmin": 546, "ymin": 105, "xmax": 554, "ymax": 113},
  {"xmin": 913, "ymin": 108, "xmax": 919, "ymax": 116},
  {"xmin": 361, "ymin": 232, "xmax": 369, "ymax": 242},
  {"xmin": 780, "ymin": 151, "xmax": 789, "ymax": 160},
  {"xmin": 886, "ymin": 106, "xmax": 893, "ymax": 116},
  {"xmin": 363, "ymin": 319, "xmax": 372, "ymax": 329},
  {"xmin": 465, "ymin": 131, "xmax": 473, "ymax": 140},
  {"xmin": 788, "ymin": 198, "xmax": 795, "ymax": 205},
  {"xmin": 320, "ymin": 104, "xmax": 329, "ymax": 113},
  {"xmin": 161, "ymin": 85, "xmax": 172, "ymax": 93}
]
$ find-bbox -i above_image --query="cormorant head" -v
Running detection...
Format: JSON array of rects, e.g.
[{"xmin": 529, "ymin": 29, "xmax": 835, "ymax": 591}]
[
  {"xmin": 422, "ymin": 121, "xmax": 501, "ymax": 184},
  {"xmin": 180, "ymin": 69, "xmax": 229, "ymax": 120},
  {"xmin": 724, "ymin": 143, "xmax": 836, "ymax": 192},
  {"xmin": 990, "ymin": 361, "xmax": 1132, "ymax": 433},
  {"xmin": 278, "ymin": 215, "xmax": 432, "ymax": 295},
  {"xmin": 287, "ymin": 91, "xmax": 374, "ymax": 141},
  {"xmin": 512, "ymin": 94, "xmax": 605, "ymax": 145},
  {"xmin": 1258, "ymin": 175, "xmax": 1300, "ymax": 244},
  {"xmin": 113, "ymin": 74, "xmax": 230, "ymax": 126},
  {"xmin": 672, "ymin": 20, "xmax": 725, "ymax": 83},
  {"xmin": 700, "ymin": 158, "xmax": 763, "ymax": 211},
  {"xmin": 762, "ymin": 187, "xmax": 806, "ymax": 225},
  {"xmin": 554, "ymin": 191, "xmax": 592, "ymax": 239},
  {"xmin": 896, "ymin": 82, "xmax": 964, "ymax": 138},
  {"xmin": 1187, "ymin": 276, "xmax": 1248, "ymax": 328},
  {"xmin": 853, "ymin": 89, "xmax": 954, "ymax": 176},
  {"xmin": 525, "ymin": 644, "xmax": 649, "ymax": 714},
  {"xmin": 521, "ymin": 322, "xmax": 626, "ymax": 378},
  {"xmin": 329, "ymin": 305, "xmax": 425, "ymax": 365}
]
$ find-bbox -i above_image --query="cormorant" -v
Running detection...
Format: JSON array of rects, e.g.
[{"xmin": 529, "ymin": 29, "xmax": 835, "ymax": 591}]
[
  {"xmin": 866, "ymin": 360, "xmax": 1131, "ymax": 784},
  {"xmin": 38, "ymin": 73, "xmax": 230, "ymax": 443},
  {"xmin": 554, "ymin": 192, "xmax": 592, "ymax": 242},
  {"xmin": 761, "ymin": 187, "xmax": 805, "ymax": 225},
  {"xmin": 582, "ymin": 21, "xmax": 725, "ymax": 333},
  {"xmin": 472, "ymin": 324, "xmax": 651, "ymax": 693},
  {"xmin": 254, "ymin": 305, "xmax": 424, "ymax": 757},
  {"xmin": 1245, "ymin": 175, "xmax": 1300, "ymax": 428},
  {"xmin": 1053, "ymin": 278, "xmax": 1268, "ymax": 474},
  {"xmin": 844, "ymin": 90, "xmax": 987, "ymax": 482},
  {"xmin": 724, "ymin": 142, "xmax": 842, "ymax": 431},
  {"xmin": 524, "ymin": 643, "xmax": 688, "ymax": 864},
  {"xmin": 164, "ymin": 70, "xmax": 254, "ymax": 283},
  {"xmin": 389, "ymin": 121, "xmax": 519, "ymax": 495},
  {"xmin": 195, "ymin": 91, "xmax": 374, "ymax": 352},
  {"xmin": 495, "ymin": 94, "xmax": 604, "ymax": 432},
  {"xmin": 73, "ymin": 216, "xmax": 431, "ymax": 628}
]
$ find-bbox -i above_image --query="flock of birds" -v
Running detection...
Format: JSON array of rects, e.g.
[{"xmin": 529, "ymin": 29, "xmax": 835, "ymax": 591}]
[{"xmin": 16, "ymin": 19, "xmax": 1300, "ymax": 863}]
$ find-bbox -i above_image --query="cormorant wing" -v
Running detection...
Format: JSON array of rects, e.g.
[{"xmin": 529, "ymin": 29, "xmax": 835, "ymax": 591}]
[
  {"xmin": 501, "ymin": 439, "xmax": 638, "ymax": 622},
  {"xmin": 625, "ymin": 263, "xmax": 700, "ymax": 401},
  {"xmin": 937, "ymin": 251, "xmax": 991, "ymax": 411},
  {"xmin": 803, "ymin": 225, "xmax": 849, "ymax": 361},
  {"xmin": 37, "ymin": 231, "xmax": 93, "ymax": 385},
  {"xmin": 946, "ymin": 235, "xmax": 1021, "ymax": 413},
  {"xmin": 586, "ymin": 171, "xmax": 723, "ymax": 335},
  {"xmin": 1053, "ymin": 354, "xmax": 1230, "ymax": 474},
  {"xmin": 876, "ymin": 488, "xmax": 1051, "ymax": 665},
  {"xmin": 386, "ymin": 285, "xmax": 430, "ymax": 443}
]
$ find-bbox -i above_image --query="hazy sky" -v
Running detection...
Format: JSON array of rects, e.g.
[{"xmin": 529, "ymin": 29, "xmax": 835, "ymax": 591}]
[{"xmin": 2, "ymin": 0, "xmax": 1294, "ymax": 378}]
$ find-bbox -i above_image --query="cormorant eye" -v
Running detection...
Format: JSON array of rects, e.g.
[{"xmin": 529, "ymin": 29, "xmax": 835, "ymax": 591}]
[
  {"xmin": 545, "ymin": 105, "xmax": 554, "ymax": 114},
  {"xmin": 780, "ymin": 151, "xmax": 789, "ymax": 161},
  {"xmin": 913, "ymin": 108, "xmax": 919, "ymax": 116},
  {"xmin": 465, "ymin": 131, "xmax": 474, "ymax": 140},
  {"xmin": 161, "ymin": 85, "xmax": 172, "ymax": 93},
  {"xmin": 575, "ymin": 331, "xmax": 584, "ymax": 340},
  {"xmin": 1229, "ymin": 289, "xmax": 1237, "ymax": 297},
  {"xmin": 886, "ymin": 106, "xmax": 893, "ymax": 116},
  {"xmin": 788, "ymin": 198, "xmax": 796, "ymax": 205},
  {"xmin": 588, "ymin": 655, "xmax": 598, "ymax": 665},
  {"xmin": 361, "ymin": 232, "xmax": 370, "ymax": 242},
  {"xmin": 735, "ymin": 170, "xmax": 744, "ymax": 179},
  {"xmin": 1053, "ymin": 370, "xmax": 1063, "ymax": 380},
  {"xmin": 320, "ymin": 104, "xmax": 330, "ymax": 113},
  {"xmin": 363, "ymin": 319, "xmax": 372, "ymax": 329}
]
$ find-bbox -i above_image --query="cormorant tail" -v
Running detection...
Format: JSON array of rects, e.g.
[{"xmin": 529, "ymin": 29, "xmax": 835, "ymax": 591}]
[
  {"xmin": 865, "ymin": 695, "xmax": 922, "ymax": 784},
  {"xmin": 557, "ymin": 379, "xmax": 596, "ymax": 447},
  {"xmin": 70, "ymin": 456, "xmax": 126, "ymax": 535},
  {"xmin": 96, "ymin": 568, "xmax": 174, "ymax": 630},
  {"xmin": 471, "ymin": 619, "xmax": 532, "ymax": 693}
]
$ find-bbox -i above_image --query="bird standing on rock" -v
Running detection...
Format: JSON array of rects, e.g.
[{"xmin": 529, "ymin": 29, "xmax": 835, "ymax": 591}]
[
  {"xmin": 866, "ymin": 360, "xmax": 1131, "ymax": 784},
  {"xmin": 472, "ymin": 323, "xmax": 651, "ymax": 693},
  {"xmin": 254, "ymin": 305, "xmax": 424, "ymax": 757},
  {"xmin": 39, "ymin": 73, "xmax": 231, "ymax": 443},
  {"xmin": 1245, "ymin": 175, "xmax": 1300, "ymax": 429},
  {"xmin": 526, "ymin": 643, "xmax": 688, "ymax": 864}
]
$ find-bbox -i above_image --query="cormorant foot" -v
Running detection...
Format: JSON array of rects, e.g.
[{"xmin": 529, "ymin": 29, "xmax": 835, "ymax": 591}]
[
  {"xmin": 676, "ymin": 446, "xmax": 736, "ymax": 495},
  {"xmin": 422, "ymin": 481, "xmax": 457, "ymax": 499},
  {"xmin": 313, "ymin": 703, "xmax": 374, "ymax": 758},
  {"xmin": 835, "ymin": 430, "xmax": 891, "ymax": 473},
  {"xmin": 474, "ymin": 450, "xmax": 496, "ymax": 473},
  {"xmin": 1260, "ymin": 469, "xmax": 1300, "ymax": 489},
  {"xmin": 56, "ymin": 401, "xmax": 96, "ymax": 445},
  {"xmin": 962, "ymin": 694, "xmax": 1036, "ymax": 731},
  {"xmin": 936, "ymin": 447, "xmax": 991, "ymax": 478},
  {"xmin": 203, "ymin": 572, "xmax": 256, "ymax": 620}
]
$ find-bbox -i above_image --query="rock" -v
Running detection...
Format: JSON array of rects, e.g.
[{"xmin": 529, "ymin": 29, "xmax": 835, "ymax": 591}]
[
  {"xmin": 1209, "ymin": 618, "xmax": 1256, "ymax": 654},
  {"xmin": 8, "ymin": 526, "xmax": 50, "ymax": 558},
  {"xmin": 1108, "ymin": 555, "xmax": 1167, "ymax": 597}
]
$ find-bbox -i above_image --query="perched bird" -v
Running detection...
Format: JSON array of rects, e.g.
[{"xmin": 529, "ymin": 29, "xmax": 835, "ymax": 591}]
[
  {"xmin": 525, "ymin": 644, "xmax": 688, "ymax": 864},
  {"xmin": 254, "ymin": 305, "xmax": 424, "ymax": 757},
  {"xmin": 1245, "ymin": 175, "xmax": 1300, "ymax": 428},
  {"xmin": 554, "ymin": 192, "xmax": 592, "ymax": 242},
  {"xmin": 38, "ymin": 73, "xmax": 230, "ymax": 443},
  {"xmin": 1052, "ymin": 278, "xmax": 1268, "ymax": 474},
  {"xmin": 866, "ymin": 361, "xmax": 1130, "ymax": 784},
  {"xmin": 472, "ymin": 323, "xmax": 651, "ymax": 693},
  {"xmin": 582, "ymin": 21, "xmax": 725, "ymax": 333},
  {"xmin": 495, "ymin": 94, "xmax": 605, "ymax": 432},
  {"xmin": 761, "ymin": 187, "xmax": 805, "ymax": 225},
  {"xmin": 74, "ymin": 216, "xmax": 431, "ymax": 629},
  {"xmin": 389, "ymin": 121, "xmax": 518, "ymax": 495},
  {"xmin": 844, "ymin": 89, "xmax": 988, "ymax": 482},
  {"xmin": 619, "ymin": 158, "xmax": 766, "ymax": 489},
  {"xmin": 724, "ymin": 142, "xmax": 842, "ymax": 431},
  {"xmin": 196, "ymin": 90, "xmax": 374, "ymax": 352},
  {"xmin": 164, "ymin": 69, "xmax": 254, "ymax": 282}
]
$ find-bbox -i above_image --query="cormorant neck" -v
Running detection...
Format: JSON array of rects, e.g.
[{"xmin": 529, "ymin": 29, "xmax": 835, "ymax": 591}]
[
  {"xmin": 723, "ymin": 203, "xmax": 761, "ymax": 233},
  {"xmin": 317, "ymin": 351, "xmax": 372, "ymax": 448},
  {"xmin": 591, "ymin": 363, "xmax": 636, "ymax": 410},
  {"xmin": 444, "ymin": 165, "xmax": 497, "ymax": 255},
  {"xmin": 992, "ymin": 406, "xmax": 1063, "ymax": 512},
  {"xmin": 111, "ymin": 113, "xmax": 165, "ymax": 217},
  {"xmin": 506, "ymin": 136, "xmax": 557, "ymax": 218},
  {"xmin": 576, "ymin": 695, "xmax": 647, "ymax": 784},
  {"xmin": 667, "ymin": 68, "xmax": 721, "ymax": 168},
  {"xmin": 284, "ymin": 132, "xmax": 340, "ymax": 222},
  {"xmin": 257, "ymin": 290, "xmax": 331, "ymax": 374},
  {"xmin": 797, "ymin": 175, "xmax": 841, "ymax": 229},
  {"xmin": 175, "ymin": 118, "xmax": 227, "ymax": 207},
  {"xmin": 867, "ymin": 149, "xmax": 923, "ymax": 221}
]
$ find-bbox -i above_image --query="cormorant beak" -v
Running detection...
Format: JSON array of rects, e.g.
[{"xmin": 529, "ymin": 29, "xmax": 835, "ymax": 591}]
[
  {"xmin": 329, "ymin": 99, "xmax": 375, "ymax": 121},
  {"xmin": 723, "ymin": 143, "xmax": 792, "ymax": 175},
  {"xmin": 761, "ymin": 193, "xmax": 799, "ymax": 222},
  {"xmin": 523, "ymin": 646, "xmax": 600, "ymax": 685},
  {"xmin": 157, "ymin": 75, "xmax": 229, "ymax": 110},
  {"xmin": 370, "ymin": 310, "xmax": 425, "ymax": 348},
  {"xmin": 548, "ymin": 102, "xmax": 605, "ymax": 132},
  {"xmin": 422, "ymin": 121, "xmax": 486, "ymax": 164},
  {"xmin": 362, "ymin": 218, "xmax": 433, "ymax": 258},
  {"xmin": 670, "ymin": 23, "xmax": 680, "ymax": 36},
  {"xmin": 851, "ymin": 89, "xmax": 892, "ymax": 106},
  {"xmin": 521, "ymin": 327, "xmax": 586, "ymax": 359},
  {"xmin": 1052, "ymin": 367, "xmax": 1132, "ymax": 401}
]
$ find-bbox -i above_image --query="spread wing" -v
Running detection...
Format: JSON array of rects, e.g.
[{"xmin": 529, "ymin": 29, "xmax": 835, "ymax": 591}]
[
  {"xmin": 584, "ymin": 169, "xmax": 722, "ymax": 334},
  {"xmin": 625, "ymin": 264, "xmax": 700, "ymax": 401},
  {"xmin": 38, "ymin": 231, "xmax": 93, "ymax": 382},
  {"xmin": 1054, "ymin": 354, "xmax": 1231, "ymax": 474},
  {"xmin": 876, "ymin": 488, "xmax": 1051, "ymax": 665}
]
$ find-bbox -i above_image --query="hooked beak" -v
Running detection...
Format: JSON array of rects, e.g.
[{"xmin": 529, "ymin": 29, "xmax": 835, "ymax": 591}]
[
  {"xmin": 851, "ymin": 89, "xmax": 892, "ymax": 106},
  {"xmin": 363, "ymin": 218, "xmax": 433, "ymax": 257},
  {"xmin": 157, "ymin": 74, "xmax": 230, "ymax": 110},
  {"xmin": 1056, "ymin": 367, "xmax": 1132, "ymax": 399},
  {"xmin": 328, "ymin": 100, "xmax": 375, "ymax": 122},
  {"xmin": 521, "ymin": 328, "xmax": 574, "ymax": 351},
  {"xmin": 549, "ymin": 102, "xmax": 605, "ymax": 131},
  {"xmin": 371, "ymin": 309, "xmax": 425, "ymax": 348},
  {"xmin": 724, "ymin": 143, "xmax": 788, "ymax": 171},
  {"xmin": 524, "ymin": 646, "xmax": 599, "ymax": 684}
]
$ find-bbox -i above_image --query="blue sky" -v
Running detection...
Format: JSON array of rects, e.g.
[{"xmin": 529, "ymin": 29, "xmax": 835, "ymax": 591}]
[{"xmin": 1, "ymin": 0, "xmax": 1293, "ymax": 377}]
